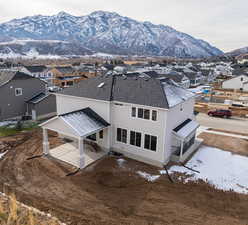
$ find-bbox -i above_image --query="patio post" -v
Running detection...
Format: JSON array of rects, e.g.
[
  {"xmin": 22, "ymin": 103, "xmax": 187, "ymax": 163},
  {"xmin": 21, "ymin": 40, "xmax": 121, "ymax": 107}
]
[
  {"xmin": 42, "ymin": 128, "xmax": 50, "ymax": 155},
  {"xmin": 78, "ymin": 138, "xmax": 85, "ymax": 169},
  {"xmin": 179, "ymin": 139, "xmax": 184, "ymax": 161}
]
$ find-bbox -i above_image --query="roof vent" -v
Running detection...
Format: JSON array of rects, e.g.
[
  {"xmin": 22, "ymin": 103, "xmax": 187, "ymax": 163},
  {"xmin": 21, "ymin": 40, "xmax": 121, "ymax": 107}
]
[{"xmin": 98, "ymin": 82, "xmax": 105, "ymax": 88}]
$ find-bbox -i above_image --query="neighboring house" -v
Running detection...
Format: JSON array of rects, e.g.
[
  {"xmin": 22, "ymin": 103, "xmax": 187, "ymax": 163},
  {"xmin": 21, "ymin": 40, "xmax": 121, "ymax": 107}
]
[
  {"xmin": 49, "ymin": 66, "xmax": 85, "ymax": 88},
  {"xmin": 163, "ymin": 72, "xmax": 191, "ymax": 89},
  {"xmin": 0, "ymin": 71, "xmax": 46, "ymax": 121},
  {"xmin": 21, "ymin": 65, "xmax": 52, "ymax": 84},
  {"xmin": 26, "ymin": 93, "xmax": 57, "ymax": 120},
  {"xmin": 40, "ymin": 75, "xmax": 201, "ymax": 169},
  {"xmin": 184, "ymin": 72, "xmax": 203, "ymax": 87},
  {"xmin": 222, "ymin": 75, "xmax": 248, "ymax": 91},
  {"xmin": 75, "ymin": 68, "xmax": 97, "ymax": 79}
]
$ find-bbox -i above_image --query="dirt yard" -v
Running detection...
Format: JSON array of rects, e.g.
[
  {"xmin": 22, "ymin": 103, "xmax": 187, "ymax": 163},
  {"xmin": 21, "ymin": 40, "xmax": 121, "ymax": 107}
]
[
  {"xmin": 198, "ymin": 132, "xmax": 248, "ymax": 156},
  {"xmin": 0, "ymin": 129, "xmax": 248, "ymax": 225}
]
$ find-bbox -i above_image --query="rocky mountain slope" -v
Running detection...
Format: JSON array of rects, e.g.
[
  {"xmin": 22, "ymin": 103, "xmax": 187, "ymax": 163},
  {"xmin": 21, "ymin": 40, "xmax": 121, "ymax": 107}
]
[
  {"xmin": 0, "ymin": 11, "xmax": 223, "ymax": 58},
  {"xmin": 226, "ymin": 46, "xmax": 248, "ymax": 56}
]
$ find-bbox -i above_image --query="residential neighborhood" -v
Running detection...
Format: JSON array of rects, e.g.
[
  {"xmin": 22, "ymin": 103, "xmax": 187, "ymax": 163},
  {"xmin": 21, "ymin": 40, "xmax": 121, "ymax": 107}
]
[{"xmin": 0, "ymin": 3, "xmax": 248, "ymax": 225}]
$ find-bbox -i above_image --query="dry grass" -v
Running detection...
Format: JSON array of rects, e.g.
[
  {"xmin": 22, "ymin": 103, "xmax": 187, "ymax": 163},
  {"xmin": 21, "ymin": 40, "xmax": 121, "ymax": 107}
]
[{"xmin": 0, "ymin": 194, "xmax": 62, "ymax": 225}]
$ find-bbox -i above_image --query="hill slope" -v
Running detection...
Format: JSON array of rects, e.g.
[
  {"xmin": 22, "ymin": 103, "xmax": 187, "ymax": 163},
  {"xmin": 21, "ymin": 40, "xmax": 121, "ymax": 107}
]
[{"xmin": 0, "ymin": 11, "xmax": 223, "ymax": 58}]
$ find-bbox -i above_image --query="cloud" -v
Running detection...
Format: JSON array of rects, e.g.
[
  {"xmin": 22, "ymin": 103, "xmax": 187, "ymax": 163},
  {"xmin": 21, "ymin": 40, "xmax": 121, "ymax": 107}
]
[{"xmin": 0, "ymin": 0, "xmax": 247, "ymax": 52}]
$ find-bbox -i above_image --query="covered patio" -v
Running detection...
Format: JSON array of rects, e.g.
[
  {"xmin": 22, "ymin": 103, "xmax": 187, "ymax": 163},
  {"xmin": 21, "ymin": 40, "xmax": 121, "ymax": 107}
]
[
  {"xmin": 171, "ymin": 118, "xmax": 202, "ymax": 162},
  {"xmin": 40, "ymin": 107, "xmax": 110, "ymax": 169}
]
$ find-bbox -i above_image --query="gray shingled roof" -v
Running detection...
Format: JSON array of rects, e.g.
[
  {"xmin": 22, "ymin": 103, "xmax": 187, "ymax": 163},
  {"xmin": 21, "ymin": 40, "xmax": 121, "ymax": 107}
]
[
  {"xmin": 24, "ymin": 65, "xmax": 47, "ymax": 73},
  {"xmin": 0, "ymin": 71, "xmax": 34, "ymax": 87},
  {"xmin": 60, "ymin": 75, "xmax": 114, "ymax": 102},
  {"xmin": 60, "ymin": 75, "xmax": 195, "ymax": 109},
  {"xmin": 0, "ymin": 70, "xmax": 16, "ymax": 87},
  {"xmin": 55, "ymin": 66, "xmax": 75, "ymax": 74},
  {"xmin": 112, "ymin": 76, "xmax": 169, "ymax": 108}
]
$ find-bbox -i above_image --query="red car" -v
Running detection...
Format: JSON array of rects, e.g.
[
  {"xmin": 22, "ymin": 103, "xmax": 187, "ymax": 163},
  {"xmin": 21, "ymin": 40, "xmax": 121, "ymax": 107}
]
[{"xmin": 207, "ymin": 109, "xmax": 232, "ymax": 118}]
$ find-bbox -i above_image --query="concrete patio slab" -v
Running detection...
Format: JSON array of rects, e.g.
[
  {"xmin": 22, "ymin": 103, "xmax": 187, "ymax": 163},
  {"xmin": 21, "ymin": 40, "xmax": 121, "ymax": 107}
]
[{"xmin": 50, "ymin": 143, "xmax": 106, "ymax": 168}]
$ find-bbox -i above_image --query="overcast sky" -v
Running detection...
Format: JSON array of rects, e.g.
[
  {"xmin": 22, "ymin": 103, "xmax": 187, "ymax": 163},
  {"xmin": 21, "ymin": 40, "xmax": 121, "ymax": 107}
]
[{"xmin": 0, "ymin": 0, "xmax": 247, "ymax": 52}]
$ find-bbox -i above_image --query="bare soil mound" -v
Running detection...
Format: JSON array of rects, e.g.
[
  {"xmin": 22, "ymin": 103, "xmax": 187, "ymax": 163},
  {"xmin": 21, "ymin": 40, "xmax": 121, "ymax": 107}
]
[
  {"xmin": 0, "ymin": 129, "xmax": 247, "ymax": 225},
  {"xmin": 198, "ymin": 132, "xmax": 248, "ymax": 156}
]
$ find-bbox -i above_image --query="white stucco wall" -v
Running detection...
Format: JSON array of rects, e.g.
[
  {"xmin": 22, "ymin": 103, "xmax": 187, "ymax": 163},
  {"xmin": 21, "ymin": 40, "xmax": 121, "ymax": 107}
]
[
  {"xmin": 111, "ymin": 101, "xmax": 167, "ymax": 165},
  {"xmin": 222, "ymin": 75, "xmax": 248, "ymax": 90},
  {"xmin": 55, "ymin": 94, "xmax": 111, "ymax": 149},
  {"xmin": 164, "ymin": 97, "xmax": 195, "ymax": 163}
]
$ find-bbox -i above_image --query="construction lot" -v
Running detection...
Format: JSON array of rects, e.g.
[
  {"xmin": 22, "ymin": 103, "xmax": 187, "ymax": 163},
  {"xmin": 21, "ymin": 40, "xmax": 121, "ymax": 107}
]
[{"xmin": 0, "ymin": 129, "xmax": 248, "ymax": 225}]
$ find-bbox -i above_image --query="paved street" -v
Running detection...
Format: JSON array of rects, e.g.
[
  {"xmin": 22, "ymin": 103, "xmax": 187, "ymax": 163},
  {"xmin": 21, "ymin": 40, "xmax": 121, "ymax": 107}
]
[{"xmin": 196, "ymin": 113, "xmax": 248, "ymax": 133}]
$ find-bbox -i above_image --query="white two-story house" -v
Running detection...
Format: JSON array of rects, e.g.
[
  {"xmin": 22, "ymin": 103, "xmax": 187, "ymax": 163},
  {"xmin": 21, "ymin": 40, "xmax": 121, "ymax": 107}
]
[{"xmin": 40, "ymin": 75, "xmax": 201, "ymax": 169}]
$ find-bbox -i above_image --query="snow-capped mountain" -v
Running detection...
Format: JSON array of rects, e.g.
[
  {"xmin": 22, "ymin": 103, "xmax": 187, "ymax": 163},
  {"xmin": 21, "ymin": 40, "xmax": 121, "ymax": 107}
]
[
  {"xmin": 0, "ymin": 11, "xmax": 223, "ymax": 58},
  {"xmin": 0, "ymin": 39, "xmax": 92, "ymax": 58},
  {"xmin": 226, "ymin": 46, "xmax": 248, "ymax": 56}
]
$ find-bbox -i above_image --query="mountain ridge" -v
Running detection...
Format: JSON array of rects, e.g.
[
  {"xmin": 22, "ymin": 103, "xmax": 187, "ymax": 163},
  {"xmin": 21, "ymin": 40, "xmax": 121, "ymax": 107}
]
[{"xmin": 0, "ymin": 11, "xmax": 223, "ymax": 58}]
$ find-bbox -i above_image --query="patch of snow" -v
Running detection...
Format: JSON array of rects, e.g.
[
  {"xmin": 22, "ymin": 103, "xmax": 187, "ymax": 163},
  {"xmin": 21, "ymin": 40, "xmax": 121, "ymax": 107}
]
[
  {"xmin": 116, "ymin": 158, "xmax": 126, "ymax": 168},
  {"xmin": 188, "ymin": 85, "xmax": 211, "ymax": 94},
  {"xmin": 163, "ymin": 82, "xmax": 195, "ymax": 107},
  {"xmin": 0, "ymin": 151, "xmax": 7, "ymax": 159},
  {"xmin": 136, "ymin": 171, "xmax": 160, "ymax": 182},
  {"xmin": 0, "ymin": 120, "xmax": 17, "ymax": 127},
  {"xmin": 168, "ymin": 146, "xmax": 248, "ymax": 194},
  {"xmin": 91, "ymin": 52, "xmax": 115, "ymax": 58}
]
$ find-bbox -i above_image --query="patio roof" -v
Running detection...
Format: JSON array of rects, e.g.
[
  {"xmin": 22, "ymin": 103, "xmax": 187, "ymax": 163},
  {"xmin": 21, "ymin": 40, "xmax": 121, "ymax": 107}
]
[
  {"xmin": 40, "ymin": 107, "xmax": 109, "ymax": 138},
  {"xmin": 173, "ymin": 118, "xmax": 199, "ymax": 139}
]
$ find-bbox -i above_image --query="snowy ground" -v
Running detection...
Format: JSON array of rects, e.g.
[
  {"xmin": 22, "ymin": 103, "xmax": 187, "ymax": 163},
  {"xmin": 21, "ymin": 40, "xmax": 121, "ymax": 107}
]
[
  {"xmin": 168, "ymin": 146, "xmax": 248, "ymax": 194},
  {"xmin": 0, "ymin": 152, "xmax": 7, "ymax": 159},
  {"xmin": 134, "ymin": 145, "xmax": 248, "ymax": 195},
  {"xmin": 188, "ymin": 85, "xmax": 211, "ymax": 94},
  {"xmin": 0, "ymin": 120, "xmax": 17, "ymax": 127}
]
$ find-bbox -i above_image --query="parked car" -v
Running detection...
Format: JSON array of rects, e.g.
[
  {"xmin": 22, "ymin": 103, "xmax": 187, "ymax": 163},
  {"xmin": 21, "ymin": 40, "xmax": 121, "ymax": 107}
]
[{"xmin": 207, "ymin": 109, "xmax": 232, "ymax": 118}]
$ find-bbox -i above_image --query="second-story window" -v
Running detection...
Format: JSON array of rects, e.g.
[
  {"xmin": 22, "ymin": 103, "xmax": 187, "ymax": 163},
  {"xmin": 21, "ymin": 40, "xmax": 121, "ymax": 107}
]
[
  {"xmin": 152, "ymin": 110, "xmax": 157, "ymax": 121},
  {"xmin": 132, "ymin": 107, "xmax": 136, "ymax": 117},
  {"xmin": 138, "ymin": 108, "xmax": 144, "ymax": 118},
  {"xmin": 144, "ymin": 109, "xmax": 150, "ymax": 120},
  {"xmin": 138, "ymin": 108, "xmax": 150, "ymax": 120}
]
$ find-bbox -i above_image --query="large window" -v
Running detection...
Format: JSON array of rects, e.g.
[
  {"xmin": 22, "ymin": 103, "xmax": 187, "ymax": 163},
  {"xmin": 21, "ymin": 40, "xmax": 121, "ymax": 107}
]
[
  {"xmin": 130, "ymin": 131, "xmax": 141, "ymax": 147},
  {"xmin": 144, "ymin": 134, "xmax": 157, "ymax": 151},
  {"xmin": 117, "ymin": 128, "xmax": 127, "ymax": 143},
  {"xmin": 15, "ymin": 88, "xmax": 22, "ymax": 96}
]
